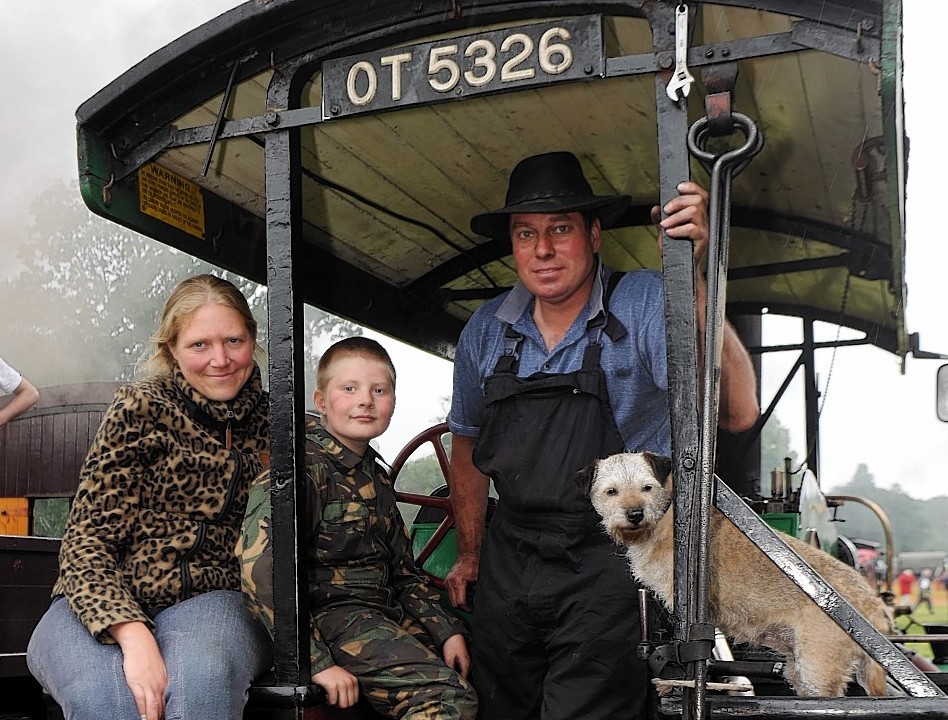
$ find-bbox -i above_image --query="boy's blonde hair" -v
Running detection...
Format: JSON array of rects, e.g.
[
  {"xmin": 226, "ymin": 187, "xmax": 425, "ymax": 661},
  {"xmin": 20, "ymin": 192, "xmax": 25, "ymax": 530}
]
[{"xmin": 316, "ymin": 337, "xmax": 396, "ymax": 391}]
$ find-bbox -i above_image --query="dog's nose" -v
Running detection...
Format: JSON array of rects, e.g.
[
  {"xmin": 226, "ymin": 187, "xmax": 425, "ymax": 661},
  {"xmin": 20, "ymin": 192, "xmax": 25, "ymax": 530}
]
[{"xmin": 626, "ymin": 508, "xmax": 644, "ymax": 525}]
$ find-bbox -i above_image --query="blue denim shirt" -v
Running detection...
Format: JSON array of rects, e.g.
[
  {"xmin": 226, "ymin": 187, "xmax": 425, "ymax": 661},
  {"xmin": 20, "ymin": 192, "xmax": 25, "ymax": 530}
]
[{"xmin": 448, "ymin": 261, "xmax": 671, "ymax": 455}]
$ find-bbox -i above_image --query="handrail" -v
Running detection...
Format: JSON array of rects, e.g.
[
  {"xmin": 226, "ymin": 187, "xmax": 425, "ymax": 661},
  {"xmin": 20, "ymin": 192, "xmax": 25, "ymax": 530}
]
[{"xmin": 827, "ymin": 494, "xmax": 896, "ymax": 591}]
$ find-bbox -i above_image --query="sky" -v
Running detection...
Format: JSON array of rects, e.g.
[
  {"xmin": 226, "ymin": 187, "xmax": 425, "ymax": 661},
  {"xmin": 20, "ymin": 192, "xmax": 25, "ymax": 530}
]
[{"xmin": 0, "ymin": 1, "xmax": 945, "ymax": 500}]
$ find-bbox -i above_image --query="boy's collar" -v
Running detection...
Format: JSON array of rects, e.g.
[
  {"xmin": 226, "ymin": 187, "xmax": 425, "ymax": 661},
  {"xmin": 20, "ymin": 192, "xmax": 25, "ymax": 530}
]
[{"xmin": 307, "ymin": 417, "xmax": 379, "ymax": 469}]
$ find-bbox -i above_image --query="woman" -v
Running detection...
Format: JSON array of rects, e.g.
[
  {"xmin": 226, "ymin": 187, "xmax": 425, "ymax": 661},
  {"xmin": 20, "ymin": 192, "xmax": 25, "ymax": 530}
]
[{"xmin": 27, "ymin": 274, "xmax": 271, "ymax": 720}]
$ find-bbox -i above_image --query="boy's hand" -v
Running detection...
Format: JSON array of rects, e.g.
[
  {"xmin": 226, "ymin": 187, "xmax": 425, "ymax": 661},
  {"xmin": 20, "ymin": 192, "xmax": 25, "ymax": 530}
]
[
  {"xmin": 312, "ymin": 665, "xmax": 360, "ymax": 708},
  {"xmin": 442, "ymin": 633, "xmax": 472, "ymax": 679}
]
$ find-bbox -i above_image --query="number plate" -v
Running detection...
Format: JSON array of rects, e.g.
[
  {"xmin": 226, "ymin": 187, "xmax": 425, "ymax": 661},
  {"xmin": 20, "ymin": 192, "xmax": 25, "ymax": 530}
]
[{"xmin": 322, "ymin": 16, "xmax": 603, "ymax": 119}]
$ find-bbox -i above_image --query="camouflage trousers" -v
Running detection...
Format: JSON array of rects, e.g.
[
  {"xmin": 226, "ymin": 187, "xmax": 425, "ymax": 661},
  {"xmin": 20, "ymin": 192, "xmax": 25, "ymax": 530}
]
[{"xmin": 316, "ymin": 605, "xmax": 478, "ymax": 720}]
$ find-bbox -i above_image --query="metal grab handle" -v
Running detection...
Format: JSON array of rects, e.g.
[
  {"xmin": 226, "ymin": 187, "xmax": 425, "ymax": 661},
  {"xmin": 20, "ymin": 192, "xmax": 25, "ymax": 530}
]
[
  {"xmin": 681, "ymin": 110, "xmax": 763, "ymax": 718},
  {"xmin": 687, "ymin": 112, "xmax": 763, "ymax": 179},
  {"xmin": 687, "ymin": 111, "xmax": 763, "ymax": 470}
]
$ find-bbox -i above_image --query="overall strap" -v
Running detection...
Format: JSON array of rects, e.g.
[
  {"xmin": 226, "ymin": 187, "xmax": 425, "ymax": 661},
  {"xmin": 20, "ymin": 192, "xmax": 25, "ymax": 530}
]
[
  {"xmin": 494, "ymin": 270, "xmax": 629, "ymax": 375},
  {"xmin": 491, "ymin": 324, "xmax": 525, "ymax": 374},
  {"xmin": 601, "ymin": 270, "xmax": 629, "ymax": 343},
  {"xmin": 583, "ymin": 271, "xmax": 628, "ymax": 367}
]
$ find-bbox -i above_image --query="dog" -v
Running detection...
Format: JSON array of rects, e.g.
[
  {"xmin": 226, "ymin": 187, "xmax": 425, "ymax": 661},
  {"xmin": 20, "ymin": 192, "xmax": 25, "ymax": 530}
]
[{"xmin": 579, "ymin": 451, "xmax": 892, "ymax": 697}]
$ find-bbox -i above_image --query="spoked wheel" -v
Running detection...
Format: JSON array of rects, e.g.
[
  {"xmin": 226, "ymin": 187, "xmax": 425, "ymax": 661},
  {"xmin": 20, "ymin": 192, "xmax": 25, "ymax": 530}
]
[{"xmin": 390, "ymin": 422, "xmax": 454, "ymax": 588}]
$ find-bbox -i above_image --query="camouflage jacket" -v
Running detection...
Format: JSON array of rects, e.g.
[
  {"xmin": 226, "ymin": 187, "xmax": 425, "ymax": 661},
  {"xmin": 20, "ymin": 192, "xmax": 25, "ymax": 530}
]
[{"xmin": 239, "ymin": 419, "xmax": 466, "ymax": 673}]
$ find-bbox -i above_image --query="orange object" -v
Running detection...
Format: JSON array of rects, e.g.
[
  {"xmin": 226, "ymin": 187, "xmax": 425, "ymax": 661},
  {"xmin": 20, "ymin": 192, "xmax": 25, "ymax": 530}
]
[{"xmin": 0, "ymin": 497, "xmax": 29, "ymax": 535}]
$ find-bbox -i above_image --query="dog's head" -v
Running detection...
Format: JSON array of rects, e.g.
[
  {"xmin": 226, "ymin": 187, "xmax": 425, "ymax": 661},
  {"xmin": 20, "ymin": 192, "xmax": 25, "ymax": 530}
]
[{"xmin": 578, "ymin": 451, "xmax": 673, "ymax": 545}]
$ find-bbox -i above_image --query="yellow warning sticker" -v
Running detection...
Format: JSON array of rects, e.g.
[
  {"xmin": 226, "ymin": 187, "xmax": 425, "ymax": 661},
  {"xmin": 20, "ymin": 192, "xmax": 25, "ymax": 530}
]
[{"xmin": 138, "ymin": 163, "xmax": 205, "ymax": 239}]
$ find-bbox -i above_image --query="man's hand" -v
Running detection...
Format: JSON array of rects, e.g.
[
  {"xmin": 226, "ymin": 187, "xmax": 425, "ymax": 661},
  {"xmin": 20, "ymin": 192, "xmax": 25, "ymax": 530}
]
[
  {"xmin": 445, "ymin": 552, "xmax": 478, "ymax": 610},
  {"xmin": 442, "ymin": 633, "xmax": 472, "ymax": 679},
  {"xmin": 651, "ymin": 181, "xmax": 710, "ymax": 261},
  {"xmin": 446, "ymin": 434, "xmax": 489, "ymax": 610},
  {"xmin": 312, "ymin": 665, "xmax": 360, "ymax": 708}
]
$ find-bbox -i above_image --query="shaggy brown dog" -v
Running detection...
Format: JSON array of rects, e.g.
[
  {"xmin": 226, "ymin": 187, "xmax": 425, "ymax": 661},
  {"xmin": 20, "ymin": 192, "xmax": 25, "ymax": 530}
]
[{"xmin": 580, "ymin": 451, "xmax": 892, "ymax": 697}]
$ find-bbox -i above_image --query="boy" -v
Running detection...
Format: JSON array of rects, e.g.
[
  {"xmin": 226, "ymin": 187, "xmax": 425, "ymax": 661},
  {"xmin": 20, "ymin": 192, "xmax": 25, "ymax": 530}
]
[{"xmin": 239, "ymin": 337, "xmax": 477, "ymax": 719}]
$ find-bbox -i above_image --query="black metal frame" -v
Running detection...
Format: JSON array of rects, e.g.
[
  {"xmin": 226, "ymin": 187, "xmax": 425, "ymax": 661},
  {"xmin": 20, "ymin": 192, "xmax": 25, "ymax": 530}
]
[{"xmin": 254, "ymin": 3, "xmax": 945, "ymax": 717}]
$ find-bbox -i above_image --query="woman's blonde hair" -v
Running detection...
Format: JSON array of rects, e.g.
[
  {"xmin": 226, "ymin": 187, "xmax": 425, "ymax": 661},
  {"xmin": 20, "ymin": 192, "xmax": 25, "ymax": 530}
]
[{"xmin": 137, "ymin": 274, "xmax": 264, "ymax": 378}]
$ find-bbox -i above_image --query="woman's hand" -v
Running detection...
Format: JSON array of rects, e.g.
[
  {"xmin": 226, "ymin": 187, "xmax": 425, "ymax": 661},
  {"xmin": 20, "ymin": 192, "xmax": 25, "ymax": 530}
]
[
  {"xmin": 109, "ymin": 621, "xmax": 168, "ymax": 720},
  {"xmin": 312, "ymin": 665, "xmax": 360, "ymax": 708}
]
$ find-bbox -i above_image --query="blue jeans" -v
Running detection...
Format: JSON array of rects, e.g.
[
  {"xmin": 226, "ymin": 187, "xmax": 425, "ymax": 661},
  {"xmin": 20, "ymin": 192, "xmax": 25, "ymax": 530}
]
[{"xmin": 27, "ymin": 591, "xmax": 272, "ymax": 720}]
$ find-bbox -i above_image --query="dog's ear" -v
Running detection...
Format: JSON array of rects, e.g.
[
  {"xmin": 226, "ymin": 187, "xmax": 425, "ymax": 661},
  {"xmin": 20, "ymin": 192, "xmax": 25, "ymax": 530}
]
[
  {"xmin": 642, "ymin": 452, "xmax": 673, "ymax": 484},
  {"xmin": 575, "ymin": 461, "xmax": 598, "ymax": 499}
]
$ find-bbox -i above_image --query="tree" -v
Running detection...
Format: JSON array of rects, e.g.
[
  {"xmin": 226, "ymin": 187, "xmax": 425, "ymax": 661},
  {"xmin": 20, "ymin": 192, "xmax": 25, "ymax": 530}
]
[
  {"xmin": 829, "ymin": 463, "xmax": 948, "ymax": 557},
  {"xmin": 1, "ymin": 180, "xmax": 359, "ymax": 387},
  {"xmin": 395, "ymin": 453, "xmax": 450, "ymax": 497}
]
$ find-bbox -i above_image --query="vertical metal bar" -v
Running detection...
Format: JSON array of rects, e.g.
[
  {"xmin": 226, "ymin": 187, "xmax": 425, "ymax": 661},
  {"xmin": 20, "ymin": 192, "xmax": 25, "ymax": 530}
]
[
  {"xmin": 265, "ymin": 63, "xmax": 311, "ymax": 686},
  {"xmin": 644, "ymin": 3, "xmax": 703, "ymax": 719},
  {"xmin": 802, "ymin": 319, "xmax": 821, "ymax": 479},
  {"xmin": 699, "ymin": 160, "xmax": 731, "ymax": 473},
  {"xmin": 692, "ymin": 156, "xmax": 735, "ymax": 720}
]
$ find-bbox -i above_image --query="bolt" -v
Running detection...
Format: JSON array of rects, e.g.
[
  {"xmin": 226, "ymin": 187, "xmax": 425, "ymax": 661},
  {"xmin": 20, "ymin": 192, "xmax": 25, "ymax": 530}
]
[
  {"xmin": 706, "ymin": 49, "xmax": 715, "ymax": 58},
  {"xmin": 682, "ymin": 457, "xmax": 695, "ymax": 470},
  {"xmin": 265, "ymin": 110, "xmax": 281, "ymax": 125},
  {"xmin": 584, "ymin": 64, "xmax": 594, "ymax": 75},
  {"xmin": 721, "ymin": 47, "xmax": 731, "ymax": 58},
  {"xmin": 659, "ymin": 54, "xmax": 674, "ymax": 70}
]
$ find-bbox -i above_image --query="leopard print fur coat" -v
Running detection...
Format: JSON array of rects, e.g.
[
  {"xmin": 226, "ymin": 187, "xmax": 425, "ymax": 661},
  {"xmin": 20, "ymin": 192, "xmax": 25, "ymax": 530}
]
[{"xmin": 52, "ymin": 366, "xmax": 269, "ymax": 641}]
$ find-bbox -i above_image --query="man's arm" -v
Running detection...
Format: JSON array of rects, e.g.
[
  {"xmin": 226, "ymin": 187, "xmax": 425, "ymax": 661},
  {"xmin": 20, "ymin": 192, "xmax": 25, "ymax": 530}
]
[
  {"xmin": 717, "ymin": 326, "xmax": 759, "ymax": 433},
  {"xmin": 0, "ymin": 377, "xmax": 40, "ymax": 426},
  {"xmin": 694, "ymin": 275, "xmax": 759, "ymax": 433},
  {"xmin": 444, "ymin": 434, "xmax": 490, "ymax": 609}
]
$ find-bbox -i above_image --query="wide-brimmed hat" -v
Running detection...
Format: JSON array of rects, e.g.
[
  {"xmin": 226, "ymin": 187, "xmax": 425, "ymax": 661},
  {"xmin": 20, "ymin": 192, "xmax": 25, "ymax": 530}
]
[{"xmin": 470, "ymin": 151, "xmax": 631, "ymax": 239}]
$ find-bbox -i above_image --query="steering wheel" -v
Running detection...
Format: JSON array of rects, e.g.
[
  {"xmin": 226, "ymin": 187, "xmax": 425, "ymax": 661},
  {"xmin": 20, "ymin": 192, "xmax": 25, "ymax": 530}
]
[{"xmin": 390, "ymin": 422, "xmax": 454, "ymax": 587}]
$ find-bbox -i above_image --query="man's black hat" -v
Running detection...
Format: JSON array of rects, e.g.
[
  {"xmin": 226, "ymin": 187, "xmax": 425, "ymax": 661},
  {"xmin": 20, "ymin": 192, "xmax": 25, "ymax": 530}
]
[{"xmin": 470, "ymin": 151, "xmax": 631, "ymax": 239}]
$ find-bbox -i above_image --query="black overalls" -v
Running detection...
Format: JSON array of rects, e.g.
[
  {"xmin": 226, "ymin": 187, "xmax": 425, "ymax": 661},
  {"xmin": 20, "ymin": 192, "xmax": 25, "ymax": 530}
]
[{"xmin": 470, "ymin": 275, "xmax": 648, "ymax": 720}]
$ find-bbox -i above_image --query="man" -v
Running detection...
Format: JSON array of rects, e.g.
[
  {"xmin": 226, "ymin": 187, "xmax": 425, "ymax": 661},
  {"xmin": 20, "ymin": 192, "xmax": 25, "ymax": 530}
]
[
  {"xmin": 0, "ymin": 356, "xmax": 40, "ymax": 426},
  {"xmin": 445, "ymin": 151, "xmax": 758, "ymax": 719}
]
